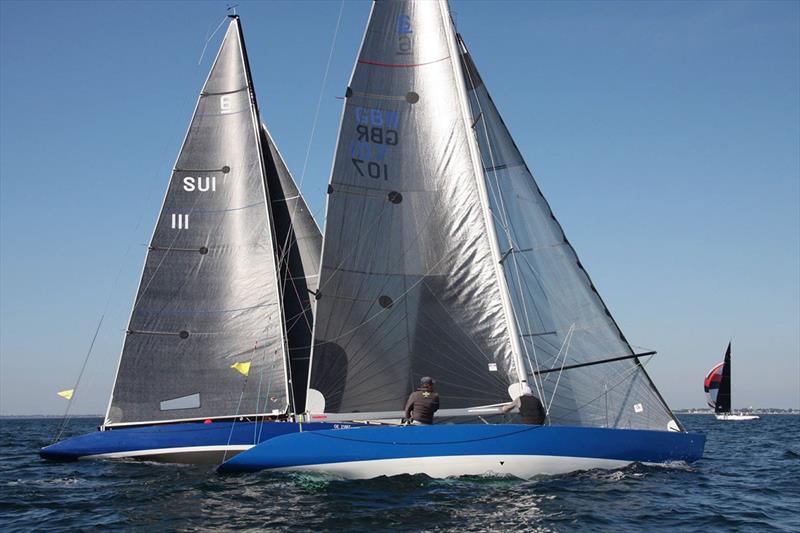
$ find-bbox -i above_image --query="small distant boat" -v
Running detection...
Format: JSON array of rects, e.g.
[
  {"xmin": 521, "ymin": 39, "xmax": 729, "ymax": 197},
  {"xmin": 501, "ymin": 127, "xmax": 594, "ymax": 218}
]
[{"xmin": 704, "ymin": 343, "xmax": 759, "ymax": 421}]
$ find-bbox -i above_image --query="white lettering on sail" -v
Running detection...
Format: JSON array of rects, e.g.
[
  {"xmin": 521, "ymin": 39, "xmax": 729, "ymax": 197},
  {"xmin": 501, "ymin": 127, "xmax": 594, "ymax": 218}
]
[
  {"xmin": 183, "ymin": 176, "xmax": 216, "ymax": 192},
  {"xmin": 220, "ymin": 95, "xmax": 232, "ymax": 114},
  {"xmin": 171, "ymin": 214, "xmax": 189, "ymax": 230}
]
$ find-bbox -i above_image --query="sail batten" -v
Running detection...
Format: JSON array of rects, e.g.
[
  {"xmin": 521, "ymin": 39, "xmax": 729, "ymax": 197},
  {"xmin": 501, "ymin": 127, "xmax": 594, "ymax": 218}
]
[{"xmin": 105, "ymin": 17, "xmax": 291, "ymax": 426}]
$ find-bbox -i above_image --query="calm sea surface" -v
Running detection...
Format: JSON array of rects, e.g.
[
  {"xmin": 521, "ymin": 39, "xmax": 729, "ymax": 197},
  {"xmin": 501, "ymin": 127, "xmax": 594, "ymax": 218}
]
[{"xmin": 1, "ymin": 415, "xmax": 798, "ymax": 532}]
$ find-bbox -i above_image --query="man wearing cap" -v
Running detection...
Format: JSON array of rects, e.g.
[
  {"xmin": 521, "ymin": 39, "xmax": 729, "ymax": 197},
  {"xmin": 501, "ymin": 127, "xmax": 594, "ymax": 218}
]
[
  {"xmin": 501, "ymin": 384, "xmax": 546, "ymax": 425},
  {"xmin": 403, "ymin": 376, "xmax": 440, "ymax": 425}
]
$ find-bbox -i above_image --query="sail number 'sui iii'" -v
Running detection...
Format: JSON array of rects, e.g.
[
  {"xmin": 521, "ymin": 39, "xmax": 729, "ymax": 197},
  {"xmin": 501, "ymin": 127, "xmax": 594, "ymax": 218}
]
[
  {"xmin": 171, "ymin": 176, "xmax": 217, "ymax": 229},
  {"xmin": 351, "ymin": 106, "xmax": 399, "ymax": 181}
]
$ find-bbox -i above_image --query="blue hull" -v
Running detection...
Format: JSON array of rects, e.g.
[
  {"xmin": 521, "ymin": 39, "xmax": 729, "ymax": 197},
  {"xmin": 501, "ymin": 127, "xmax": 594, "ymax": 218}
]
[
  {"xmin": 40, "ymin": 421, "xmax": 351, "ymax": 464},
  {"xmin": 218, "ymin": 424, "xmax": 706, "ymax": 479}
]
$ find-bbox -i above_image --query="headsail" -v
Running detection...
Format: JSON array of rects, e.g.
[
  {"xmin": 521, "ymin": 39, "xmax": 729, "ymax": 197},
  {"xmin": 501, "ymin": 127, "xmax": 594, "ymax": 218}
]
[
  {"xmin": 105, "ymin": 17, "xmax": 291, "ymax": 426},
  {"xmin": 261, "ymin": 125, "xmax": 322, "ymax": 413},
  {"xmin": 307, "ymin": 0, "xmax": 523, "ymax": 418},
  {"xmin": 458, "ymin": 35, "xmax": 679, "ymax": 431},
  {"xmin": 704, "ymin": 343, "xmax": 732, "ymax": 413}
]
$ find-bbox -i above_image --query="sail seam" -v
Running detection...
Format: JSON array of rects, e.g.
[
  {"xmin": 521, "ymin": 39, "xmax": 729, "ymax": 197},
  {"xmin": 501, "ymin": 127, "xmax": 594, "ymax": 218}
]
[
  {"xmin": 357, "ymin": 56, "xmax": 450, "ymax": 68},
  {"xmin": 201, "ymin": 86, "xmax": 248, "ymax": 96}
]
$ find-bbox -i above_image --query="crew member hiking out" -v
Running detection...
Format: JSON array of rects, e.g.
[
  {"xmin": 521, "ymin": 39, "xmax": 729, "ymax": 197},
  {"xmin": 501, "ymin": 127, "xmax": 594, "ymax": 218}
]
[
  {"xmin": 501, "ymin": 385, "xmax": 546, "ymax": 425},
  {"xmin": 404, "ymin": 376, "xmax": 440, "ymax": 425}
]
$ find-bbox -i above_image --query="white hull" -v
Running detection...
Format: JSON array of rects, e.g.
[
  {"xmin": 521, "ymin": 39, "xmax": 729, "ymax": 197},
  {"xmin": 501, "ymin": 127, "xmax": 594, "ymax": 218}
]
[
  {"xmin": 715, "ymin": 413, "xmax": 760, "ymax": 421},
  {"xmin": 84, "ymin": 445, "xmax": 253, "ymax": 464},
  {"xmin": 276, "ymin": 454, "xmax": 632, "ymax": 480}
]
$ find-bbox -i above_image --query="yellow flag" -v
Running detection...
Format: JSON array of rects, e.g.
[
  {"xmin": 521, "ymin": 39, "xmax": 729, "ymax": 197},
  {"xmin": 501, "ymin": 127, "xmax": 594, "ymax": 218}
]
[
  {"xmin": 57, "ymin": 389, "xmax": 74, "ymax": 400},
  {"xmin": 231, "ymin": 361, "xmax": 251, "ymax": 376}
]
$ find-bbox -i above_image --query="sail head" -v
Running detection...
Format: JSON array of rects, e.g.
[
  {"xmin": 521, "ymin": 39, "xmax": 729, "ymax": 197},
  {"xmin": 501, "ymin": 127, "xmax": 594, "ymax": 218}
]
[{"xmin": 105, "ymin": 18, "xmax": 290, "ymax": 426}]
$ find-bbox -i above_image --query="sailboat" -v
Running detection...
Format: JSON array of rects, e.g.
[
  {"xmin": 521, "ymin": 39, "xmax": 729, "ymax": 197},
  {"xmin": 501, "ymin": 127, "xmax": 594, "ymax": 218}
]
[
  {"xmin": 219, "ymin": 0, "xmax": 705, "ymax": 478},
  {"xmin": 40, "ymin": 15, "xmax": 346, "ymax": 463},
  {"xmin": 704, "ymin": 342, "xmax": 759, "ymax": 421}
]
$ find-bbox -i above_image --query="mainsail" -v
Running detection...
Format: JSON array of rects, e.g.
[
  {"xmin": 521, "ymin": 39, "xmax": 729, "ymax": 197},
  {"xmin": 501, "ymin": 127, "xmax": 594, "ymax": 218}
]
[
  {"xmin": 457, "ymin": 36, "xmax": 678, "ymax": 431},
  {"xmin": 105, "ymin": 17, "xmax": 292, "ymax": 426},
  {"xmin": 307, "ymin": 0, "xmax": 525, "ymax": 418},
  {"xmin": 704, "ymin": 343, "xmax": 732, "ymax": 413}
]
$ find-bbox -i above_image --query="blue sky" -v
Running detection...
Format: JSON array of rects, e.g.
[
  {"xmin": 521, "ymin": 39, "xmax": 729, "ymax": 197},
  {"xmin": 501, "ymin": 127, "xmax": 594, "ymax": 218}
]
[{"xmin": 1, "ymin": 0, "xmax": 797, "ymax": 415}]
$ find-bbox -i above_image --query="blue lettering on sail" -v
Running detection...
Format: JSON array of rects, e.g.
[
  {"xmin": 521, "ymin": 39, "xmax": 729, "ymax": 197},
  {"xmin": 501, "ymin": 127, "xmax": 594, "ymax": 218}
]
[
  {"xmin": 355, "ymin": 107, "xmax": 399, "ymax": 129},
  {"xmin": 397, "ymin": 15, "xmax": 412, "ymax": 35},
  {"xmin": 350, "ymin": 106, "xmax": 400, "ymax": 180}
]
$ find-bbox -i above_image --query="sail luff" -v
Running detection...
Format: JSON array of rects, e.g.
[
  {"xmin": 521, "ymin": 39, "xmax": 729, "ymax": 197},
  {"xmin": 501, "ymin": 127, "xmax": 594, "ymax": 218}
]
[{"xmin": 439, "ymin": 1, "xmax": 528, "ymax": 391}]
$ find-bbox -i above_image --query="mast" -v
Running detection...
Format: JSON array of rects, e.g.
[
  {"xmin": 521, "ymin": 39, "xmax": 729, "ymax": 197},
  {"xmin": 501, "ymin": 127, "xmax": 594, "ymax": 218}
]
[{"xmin": 439, "ymin": 0, "xmax": 528, "ymax": 391}]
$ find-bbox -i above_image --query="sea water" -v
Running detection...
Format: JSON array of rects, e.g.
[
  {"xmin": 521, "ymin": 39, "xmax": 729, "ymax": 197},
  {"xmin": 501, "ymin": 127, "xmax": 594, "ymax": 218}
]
[{"xmin": 1, "ymin": 415, "xmax": 797, "ymax": 531}]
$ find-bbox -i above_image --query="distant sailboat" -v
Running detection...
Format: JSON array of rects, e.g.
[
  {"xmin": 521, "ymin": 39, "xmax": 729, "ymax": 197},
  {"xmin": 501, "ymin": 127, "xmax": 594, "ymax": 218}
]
[
  {"xmin": 704, "ymin": 342, "xmax": 759, "ymax": 421},
  {"xmin": 219, "ymin": 0, "xmax": 705, "ymax": 479},
  {"xmin": 41, "ymin": 15, "xmax": 342, "ymax": 463}
]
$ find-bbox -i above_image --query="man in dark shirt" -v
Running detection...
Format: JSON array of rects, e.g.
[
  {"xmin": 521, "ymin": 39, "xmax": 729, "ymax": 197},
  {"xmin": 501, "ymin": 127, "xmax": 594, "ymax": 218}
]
[
  {"xmin": 501, "ymin": 385, "xmax": 546, "ymax": 425},
  {"xmin": 404, "ymin": 376, "xmax": 440, "ymax": 425}
]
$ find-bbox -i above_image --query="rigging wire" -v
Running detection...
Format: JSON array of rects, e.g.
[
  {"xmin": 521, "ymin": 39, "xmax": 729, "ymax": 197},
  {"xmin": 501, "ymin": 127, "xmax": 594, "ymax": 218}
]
[
  {"xmin": 198, "ymin": 16, "xmax": 230, "ymax": 66},
  {"xmin": 52, "ymin": 315, "xmax": 104, "ymax": 444},
  {"xmin": 545, "ymin": 324, "xmax": 575, "ymax": 415},
  {"xmin": 275, "ymin": 0, "xmax": 344, "ymax": 304},
  {"xmin": 54, "ymin": 22, "xmax": 214, "ymax": 436}
]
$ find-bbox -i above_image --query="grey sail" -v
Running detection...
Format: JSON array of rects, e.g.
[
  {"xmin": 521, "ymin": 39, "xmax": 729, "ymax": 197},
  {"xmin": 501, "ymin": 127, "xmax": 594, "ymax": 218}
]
[
  {"xmin": 260, "ymin": 124, "xmax": 322, "ymax": 413},
  {"xmin": 458, "ymin": 36, "xmax": 678, "ymax": 431},
  {"xmin": 307, "ymin": 0, "xmax": 525, "ymax": 418},
  {"xmin": 105, "ymin": 17, "xmax": 290, "ymax": 426}
]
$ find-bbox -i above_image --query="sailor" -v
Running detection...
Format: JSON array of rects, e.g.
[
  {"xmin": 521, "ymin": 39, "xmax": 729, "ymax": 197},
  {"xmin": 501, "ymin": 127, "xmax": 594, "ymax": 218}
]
[
  {"xmin": 501, "ymin": 384, "xmax": 546, "ymax": 425},
  {"xmin": 403, "ymin": 376, "xmax": 440, "ymax": 425}
]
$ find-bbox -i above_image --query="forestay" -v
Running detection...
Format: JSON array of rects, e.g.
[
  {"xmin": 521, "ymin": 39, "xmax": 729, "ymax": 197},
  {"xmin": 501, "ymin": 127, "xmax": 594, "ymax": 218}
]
[
  {"xmin": 105, "ymin": 18, "xmax": 290, "ymax": 426},
  {"xmin": 307, "ymin": 0, "xmax": 523, "ymax": 418},
  {"xmin": 458, "ymin": 36, "xmax": 678, "ymax": 430}
]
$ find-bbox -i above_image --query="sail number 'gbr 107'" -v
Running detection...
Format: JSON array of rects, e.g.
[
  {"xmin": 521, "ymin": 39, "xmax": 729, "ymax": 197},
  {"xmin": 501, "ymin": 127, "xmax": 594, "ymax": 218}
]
[{"xmin": 351, "ymin": 106, "xmax": 399, "ymax": 181}]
